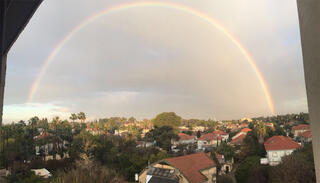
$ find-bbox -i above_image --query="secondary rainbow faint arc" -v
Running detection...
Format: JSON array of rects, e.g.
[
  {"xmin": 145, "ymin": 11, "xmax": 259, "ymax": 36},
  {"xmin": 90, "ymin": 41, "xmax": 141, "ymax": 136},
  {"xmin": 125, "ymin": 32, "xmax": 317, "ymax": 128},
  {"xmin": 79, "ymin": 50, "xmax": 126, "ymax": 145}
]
[{"xmin": 27, "ymin": 1, "xmax": 275, "ymax": 115}]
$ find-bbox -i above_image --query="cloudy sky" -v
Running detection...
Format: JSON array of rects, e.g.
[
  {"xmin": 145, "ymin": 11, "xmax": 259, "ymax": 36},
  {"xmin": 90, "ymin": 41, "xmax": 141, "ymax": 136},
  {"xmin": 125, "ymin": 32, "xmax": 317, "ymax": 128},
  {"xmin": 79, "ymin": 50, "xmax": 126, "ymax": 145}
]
[{"xmin": 3, "ymin": 0, "xmax": 307, "ymax": 123}]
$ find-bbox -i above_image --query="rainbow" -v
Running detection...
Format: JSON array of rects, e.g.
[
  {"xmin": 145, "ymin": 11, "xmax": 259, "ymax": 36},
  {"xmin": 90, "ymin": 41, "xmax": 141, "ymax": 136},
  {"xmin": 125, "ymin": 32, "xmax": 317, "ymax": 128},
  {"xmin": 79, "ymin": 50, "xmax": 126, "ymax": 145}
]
[{"xmin": 27, "ymin": 1, "xmax": 275, "ymax": 115}]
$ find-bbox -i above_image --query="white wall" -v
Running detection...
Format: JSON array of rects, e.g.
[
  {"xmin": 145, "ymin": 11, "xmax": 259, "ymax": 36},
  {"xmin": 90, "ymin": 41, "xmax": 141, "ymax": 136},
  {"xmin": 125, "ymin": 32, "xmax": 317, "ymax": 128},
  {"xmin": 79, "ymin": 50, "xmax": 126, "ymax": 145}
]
[{"xmin": 266, "ymin": 149, "xmax": 294, "ymax": 166}]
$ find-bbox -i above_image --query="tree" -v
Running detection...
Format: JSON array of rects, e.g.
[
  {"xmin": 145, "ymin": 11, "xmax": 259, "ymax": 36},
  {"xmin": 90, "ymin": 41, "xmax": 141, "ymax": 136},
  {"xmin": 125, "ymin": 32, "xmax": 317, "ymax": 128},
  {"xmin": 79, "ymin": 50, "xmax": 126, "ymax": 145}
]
[
  {"xmin": 152, "ymin": 112, "xmax": 181, "ymax": 128},
  {"xmin": 128, "ymin": 117, "xmax": 136, "ymax": 123},
  {"xmin": 144, "ymin": 126, "xmax": 179, "ymax": 151},
  {"xmin": 216, "ymin": 142, "xmax": 235, "ymax": 161},
  {"xmin": 235, "ymin": 156, "xmax": 260, "ymax": 183},
  {"xmin": 237, "ymin": 132, "xmax": 266, "ymax": 161},
  {"xmin": 196, "ymin": 130, "xmax": 201, "ymax": 138},
  {"xmin": 269, "ymin": 143, "xmax": 316, "ymax": 183},
  {"xmin": 50, "ymin": 162, "xmax": 121, "ymax": 183},
  {"xmin": 70, "ymin": 113, "xmax": 78, "ymax": 122},
  {"xmin": 255, "ymin": 122, "xmax": 267, "ymax": 143},
  {"xmin": 77, "ymin": 112, "xmax": 86, "ymax": 123},
  {"xmin": 104, "ymin": 117, "xmax": 121, "ymax": 133},
  {"xmin": 68, "ymin": 135, "xmax": 84, "ymax": 161},
  {"xmin": 217, "ymin": 174, "xmax": 236, "ymax": 183},
  {"xmin": 37, "ymin": 118, "xmax": 49, "ymax": 132},
  {"xmin": 28, "ymin": 116, "xmax": 39, "ymax": 127}
]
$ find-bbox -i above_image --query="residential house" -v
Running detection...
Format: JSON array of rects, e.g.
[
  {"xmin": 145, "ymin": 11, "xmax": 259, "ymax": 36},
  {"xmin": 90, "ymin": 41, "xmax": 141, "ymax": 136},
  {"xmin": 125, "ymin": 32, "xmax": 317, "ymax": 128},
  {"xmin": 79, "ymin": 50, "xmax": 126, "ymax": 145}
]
[
  {"xmin": 230, "ymin": 134, "xmax": 246, "ymax": 145},
  {"xmin": 264, "ymin": 136, "xmax": 301, "ymax": 166},
  {"xmin": 172, "ymin": 133, "xmax": 196, "ymax": 152},
  {"xmin": 292, "ymin": 124, "xmax": 310, "ymax": 137},
  {"xmin": 212, "ymin": 130, "xmax": 229, "ymax": 141},
  {"xmin": 265, "ymin": 123, "xmax": 275, "ymax": 131},
  {"xmin": 238, "ymin": 123, "xmax": 248, "ymax": 129},
  {"xmin": 212, "ymin": 152, "xmax": 233, "ymax": 175},
  {"xmin": 139, "ymin": 152, "xmax": 217, "ymax": 183},
  {"xmin": 300, "ymin": 130, "xmax": 312, "ymax": 143},
  {"xmin": 193, "ymin": 126, "xmax": 206, "ymax": 132},
  {"xmin": 226, "ymin": 124, "xmax": 238, "ymax": 132},
  {"xmin": 231, "ymin": 128, "xmax": 252, "ymax": 140},
  {"xmin": 172, "ymin": 133, "xmax": 196, "ymax": 146},
  {"xmin": 34, "ymin": 132, "xmax": 69, "ymax": 160},
  {"xmin": 136, "ymin": 141, "xmax": 155, "ymax": 148},
  {"xmin": 34, "ymin": 132, "xmax": 53, "ymax": 156},
  {"xmin": 179, "ymin": 126, "xmax": 189, "ymax": 131},
  {"xmin": 197, "ymin": 133, "xmax": 222, "ymax": 150}
]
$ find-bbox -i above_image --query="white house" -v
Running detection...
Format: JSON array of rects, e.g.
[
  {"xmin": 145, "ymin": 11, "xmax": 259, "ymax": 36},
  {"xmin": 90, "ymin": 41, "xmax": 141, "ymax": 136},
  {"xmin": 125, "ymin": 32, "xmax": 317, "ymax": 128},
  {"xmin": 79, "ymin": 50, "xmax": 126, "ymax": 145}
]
[
  {"xmin": 213, "ymin": 130, "xmax": 229, "ymax": 141},
  {"xmin": 197, "ymin": 133, "xmax": 222, "ymax": 150},
  {"xmin": 300, "ymin": 130, "xmax": 312, "ymax": 143},
  {"xmin": 292, "ymin": 124, "xmax": 310, "ymax": 137},
  {"xmin": 193, "ymin": 126, "xmax": 206, "ymax": 132},
  {"xmin": 264, "ymin": 136, "xmax": 301, "ymax": 166},
  {"xmin": 172, "ymin": 133, "xmax": 195, "ymax": 145},
  {"xmin": 171, "ymin": 133, "xmax": 195, "ymax": 151}
]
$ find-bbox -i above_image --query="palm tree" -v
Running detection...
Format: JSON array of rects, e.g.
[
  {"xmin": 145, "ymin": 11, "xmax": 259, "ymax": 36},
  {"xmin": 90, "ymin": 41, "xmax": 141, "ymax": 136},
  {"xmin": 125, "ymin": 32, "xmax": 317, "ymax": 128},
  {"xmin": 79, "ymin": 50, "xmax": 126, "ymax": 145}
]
[
  {"xmin": 51, "ymin": 116, "xmax": 61, "ymax": 160},
  {"xmin": 70, "ymin": 113, "xmax": 77, "ymax": 122},
  {"xmin": 28, "ymin": 116, "xmax": 39, "ymax": 160},
  {"xmin": 256, "ymin": 122, "xmax": 267, "ymax": 143},
  {"xmin": 77, "ymin": 112, "xmax": 86, "ymax": 123}
]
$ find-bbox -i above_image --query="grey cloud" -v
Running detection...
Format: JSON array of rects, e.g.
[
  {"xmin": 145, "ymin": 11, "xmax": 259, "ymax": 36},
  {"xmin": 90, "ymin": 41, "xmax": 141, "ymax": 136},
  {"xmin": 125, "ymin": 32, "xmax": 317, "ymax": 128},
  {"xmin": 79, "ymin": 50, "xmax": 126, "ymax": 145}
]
[{"xmin": 4, "ymin": 0, "xmax": 307, "ymax": 122}]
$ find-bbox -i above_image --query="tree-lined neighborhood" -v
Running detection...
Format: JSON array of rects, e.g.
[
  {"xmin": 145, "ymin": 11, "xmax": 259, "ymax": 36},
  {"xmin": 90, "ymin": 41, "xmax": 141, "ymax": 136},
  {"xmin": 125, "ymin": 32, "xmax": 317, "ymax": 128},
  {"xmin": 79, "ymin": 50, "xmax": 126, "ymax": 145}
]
[{"xmin": 0, "ymin": 112, "xmax": 315, "ymax": 183}]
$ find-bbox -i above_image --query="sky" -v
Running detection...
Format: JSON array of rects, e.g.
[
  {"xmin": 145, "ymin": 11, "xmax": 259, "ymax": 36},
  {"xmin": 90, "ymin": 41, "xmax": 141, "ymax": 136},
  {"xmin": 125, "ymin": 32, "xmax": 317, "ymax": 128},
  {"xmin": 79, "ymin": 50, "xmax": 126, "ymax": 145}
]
[{"xmin": 3, "ymin": 0, "xmax": 307, "ymax": 123}]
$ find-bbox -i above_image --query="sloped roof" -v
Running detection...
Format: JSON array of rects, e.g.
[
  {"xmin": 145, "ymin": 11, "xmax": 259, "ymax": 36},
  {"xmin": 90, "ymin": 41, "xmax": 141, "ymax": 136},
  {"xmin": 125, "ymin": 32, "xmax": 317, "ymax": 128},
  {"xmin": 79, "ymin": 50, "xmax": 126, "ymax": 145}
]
[
  {"xmin": 292, "ymin": 124, "xmax": 310, "ymax": 131},
  {"xmin": 198, "ymin": 133, "xmax": 222, "ymax": 141},
  {"xmin": 213, "ymin": 130, "xmax": 228, "ymax": 136},
  {"xmin": 34, "ymin": 132, "xmax": 50, "ymax": 141},
  {"xmin": 240, "ymin": 128, "xmax": 252, "ymax": 133},
  {"xmin": 300, "ymin": 130, "xmax": 312, "ymax": 138},
  {"xmin": 230, "ymin": 134, "xmax": 246, "ymax": 145},
  {"xmin": 265, "ymin": 123, "xmax": 274, "ymax": 127},
  {"xmin": 166, "ymin": 152, "xmax": 216, "ymax": 183},
  {"xmin": 178, "ymin": 133, "xmax": 194, "ymax": 141},
  {"xmin": 264, "ymin": 136, "xmax": 301, "ymax": 151}
]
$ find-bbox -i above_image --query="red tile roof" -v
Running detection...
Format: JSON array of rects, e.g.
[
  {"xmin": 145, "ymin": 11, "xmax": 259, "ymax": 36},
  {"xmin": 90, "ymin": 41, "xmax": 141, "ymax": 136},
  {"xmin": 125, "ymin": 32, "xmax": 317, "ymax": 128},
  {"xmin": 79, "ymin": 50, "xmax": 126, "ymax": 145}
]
[
  {"xmin": 178, "ymin": 133, "xmax": 194, "ymax": 141},
  {"xmin": 300, "ymin": 130, "xmax": 312, "ymax": 138},
  {"xmin": 35, "ymin": 132, "xmax": 50, "ymax": 141},
  {"xmin": 292, "ymin": 124, "xmax": 310, "ymax": 131},
  {"xmin": 240, "ymin": 128, "xmax": 252, "ymax": 133},
  {"xmin": 230, "ymin": 134, "xmax": 246, "ymax": 145},
  {"xmin": 264, "ymin": 136, "xmax": 301, "ymax": 151},
  {"xmin": 166, "ymin": 152, "xmax": 216, "ymax": 183},
  {"xmin": 213, "ymin": 130, "xmax": 228, "ymax": 136},
  {"xmin": 198, "ymin": 133, "xmax": 222, "ymax": 141},
  {"xmin": 265, "ymin": 123, "xmax": 274, "ymax": 127}
]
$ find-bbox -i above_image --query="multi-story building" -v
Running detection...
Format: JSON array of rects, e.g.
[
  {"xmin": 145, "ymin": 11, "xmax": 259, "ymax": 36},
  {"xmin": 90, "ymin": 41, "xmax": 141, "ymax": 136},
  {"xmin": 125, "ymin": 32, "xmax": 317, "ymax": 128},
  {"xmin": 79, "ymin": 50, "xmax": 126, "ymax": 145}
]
[{"xmin": 264, "ymin": 136, "xmax": 301, "ymax": 166}]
